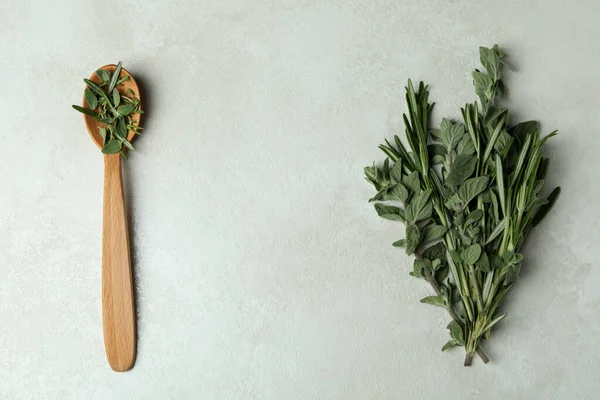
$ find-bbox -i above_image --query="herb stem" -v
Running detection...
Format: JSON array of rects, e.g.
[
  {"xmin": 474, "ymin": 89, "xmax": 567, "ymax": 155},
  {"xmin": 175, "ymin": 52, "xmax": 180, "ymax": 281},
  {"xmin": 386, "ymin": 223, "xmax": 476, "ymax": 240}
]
[
  {"xmin": 468, "ymin": 264, "xmax": 485, "ymax": 312},
  {"xmin": 424, "ymin": 270, "xmax": 463, "ymax": 327}
]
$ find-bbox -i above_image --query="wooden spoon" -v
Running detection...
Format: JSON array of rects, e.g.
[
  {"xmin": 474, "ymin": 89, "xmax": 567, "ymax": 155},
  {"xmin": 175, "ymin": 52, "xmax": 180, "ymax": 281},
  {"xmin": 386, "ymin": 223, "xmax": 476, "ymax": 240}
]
[{"xmin": 81, "ymin": 64, "xmax": 140, "ymax": 372}]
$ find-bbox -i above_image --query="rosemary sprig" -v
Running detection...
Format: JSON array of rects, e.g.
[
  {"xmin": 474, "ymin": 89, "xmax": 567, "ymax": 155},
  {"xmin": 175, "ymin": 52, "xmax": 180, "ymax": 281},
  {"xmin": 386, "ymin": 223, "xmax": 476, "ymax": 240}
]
[
  {"xmin": 72, "ymin": 61, "xmax": 143, "ymax": 157},
  {"xmin": 365, "ymin": 45, "xmax": 560, "ymax": 366}
]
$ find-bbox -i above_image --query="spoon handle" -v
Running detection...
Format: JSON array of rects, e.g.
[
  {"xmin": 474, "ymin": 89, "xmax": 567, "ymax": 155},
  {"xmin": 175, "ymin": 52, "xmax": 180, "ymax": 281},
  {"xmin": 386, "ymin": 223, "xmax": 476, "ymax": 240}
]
[{"xmin": 102, "ymin": 154, "xmax": 136, "ymax": 372}]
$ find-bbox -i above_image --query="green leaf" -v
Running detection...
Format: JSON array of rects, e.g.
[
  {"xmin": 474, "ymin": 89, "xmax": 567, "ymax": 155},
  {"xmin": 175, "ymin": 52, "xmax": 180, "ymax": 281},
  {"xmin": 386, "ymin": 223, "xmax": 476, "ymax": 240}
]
[
  {"xmin": 382, "ymin": 158, "xmax": 390, "ymax": 181},
  {"xmin": 420, "ymin": 295, "xmax": 446, "ymax": 307},
  {"xmin": 422, "ymin": 242, "xmax": 446, "ymax": 261},
  {"xmin": 390, "ymin": 161, "xmax": 402, "ymax": 183},
  {"xmin": 84, "ymin": 88, "xmax": 98, "ymax": 109},
  {"xmin": 477, "ymin": 251, "xmax": 491, "ymax": 273},
  {"xmin": 117, "ymin": 103, "xmax": 137, "ymax": 116},
  {"xmin": 484, "ymin": 313, "xmax": 507, "ymax": 331},
  {"xmin": 374, "ymin": 203, "xmax": 405, "ymax": 222},
  {"xmin": 465, "ymin": 209, "xmax": 484, "ymax": 225},
  {"xmin": 483, "ymin": 106, "xmax": 508, "ymax": 127},
  {"xmin": 108, "ymin": 61, "xmax": 122, "ymax": 94},
  {"xmin": 436, "ymin": 119, "xmax": 465, "ymax": 149},
  {"xmin": 456, "ymin": 135, "xmax": 475, "ymax": 156},
  {"xmin": 510, "ymin": 120, "xmax": 540, "ymax": 145},
  {"xmin": 495, "ymin": 155, "xmax": 506, "ymax": 215},
  {"xmin": 446, "ymin": 154, "xmax": 477, "ymax": 185},
  {"xmin": 447, "ymin": 320, "xmax": 465, "ymax": 345},
  {"xmin": 405, "ymin": 189, "xmax": 432, "ymax": 222},
  {"xmin": 405, "ymin": 224, "xmax": 421, "ymax": 254},
  {"xmin": 473, "ymin": 70, "xmax": 493, "ymax": 99},
  {"xmin": 442, "ymin": 340, "xmax": 458, "ymax": 351},
  {"xmin": 392, "ymin": 239, "xmax": 405, "ymax": 248},
  {"xmin": 421, "ymin": 224, "xmax": 447, "ymax": 243},
  {"xmin": 415, "ymin": 258, "xmax": 432, "ymax": 275},
  {"xmin": 364, "ymin": 165, "xmax": 379, "ymax": 186},
  {"xmin": 102, "ymin": 140, "xmax": 122, "ymax": 154},
  {"xmin": 72, "ymin": 105, "xmax": 98, "ymax": 117},
  {"xmin": 96, "ymin": 69, "xmax": 110, "ymax": 83},
  {"xmin": 115, "ymin": 117, "xmax": 127, "ymax": 140},
  {"xmin": 436, "ymin": 264, "xmax": 449, "ymax": 281},
  {"xmin": 388, "ymin": 183, "xmax": 409, "ymax": 203},
  {"xmin": 444, "ymin": 193, "xmax": 463, "ymax": 211},
  {"xmin": 98, "ymin": 117, "xmax": 115, "ymax": 124},
  {"xmin": 402, "ymin": 171, "xmax": 421, "ymax": 194},
  {"xmin": 410, "ymin": 259, "xmax": 423, "ymax": 278},
  {"xmin": 122, "ymin": 139, "xmax": 134, "ymax": 151},
  {"xmin": 428, "ymin": 144, "xmax": 446, "ymax": 157},
  {"xmin": 112, "ymin": 89, "xmax": 121, "ymax": 107},
  {"xmin": 494, "ymin": 130, "xmax": 513, "ymax": 157},
  {"xmin": 489, "ymin": 254, "xmax": 504, "ymax": 270},
  {"xmin": 458, "ymin": 176, "xmax": 489, "ymax": 204},
  {"xmin": 84, "ymin": 78, "xmax": 113, "ymax": 107},
  {"xmin": 479, "ymin": 46, "xmax": 501, "ymax": 81},
  {"xmin": 485, "ymin": 219, "xmax": 506, "ymax": 245},
  {"xmin": 461, "ymin": 244, "xmax": 482, "ymax": 265}
]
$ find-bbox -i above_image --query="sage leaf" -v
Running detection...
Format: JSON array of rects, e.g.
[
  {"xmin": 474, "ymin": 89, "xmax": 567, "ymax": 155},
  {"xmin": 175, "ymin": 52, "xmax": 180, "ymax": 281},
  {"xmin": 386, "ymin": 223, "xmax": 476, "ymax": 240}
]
[
  {"xmin": 422, "ymin": 242, "xmax": 445, "ymax": 261},
  {"xmin": 446, "ymin": 154, "xmax": 477, "ymax": 185},
  {"xmin": 392, "ymin": 239, "xmax": 406, "ymax": 248},
  {"xmin": 479, "ymin": 46, "xmax": 501, "ymax": 81},
  {"xmin": 96, "ymin": 69, "xmax": 110, "ymax": 83},
  {"xmin": 108, "ymin": 61, "xmax": 122, "ymax": 94},
  {"xmin": 388, "ymin": 183, "xmax": 409, "ymax": 203},
  {"xmin": 421, "ymin": 224, "xmax": 447, "ymax": 243},
  {"xmin": 484, "ymin": 313, "xmax": 507, "ymax": 331},
  {"xmin": 374, "ymin": 203, "xmax": 405, "ymax": 222},
  {"xmin": 477, "ymin": 251, "xmax": 491, "ymax": 273},
  {"xmin": 405, "ymin": 224, "xmax": 421, "ymax": 254},
  {"xmin": 406, "ymin": 189, "xmax": 433, "ymax": 222},
  {"xmin": 485, "ymin": 219, "xmax": 506, "ymax": 245},
  {"xmin": 458, "ymin": 177, "xmax": 489, "ymax": 204},
  {"xmin": 456, "ymin": 135, "xmax": 475, "ymax": 156},
  {"xmin": 390, "ymin": 161, "xmax": 403, "ymax": 183},
  {"xmin": 420, "ymin": 295, "xmax": 446, "ymax": 307},
  {"xmin": 102, "ymin": 140, "xmax": 122, "ymax": 154},
  {"xmin": 473, "ymin": 70, "xmax": 492, "ymax": 99},
  {"xmin": 112, "ymin": 89, "xmax": 121, "ymax": 107},
  {"xmin": 448, "ymin": 320, "xmax": 465, "ymax": 345},
  {"xmin": 461, "ymin": 244, "xmax": 482, "ymax": 265},
  {"xmin": 402, "ymin": 171, "xmax": 421, "ymax": 194},
  {"xmin": 115, "ymin": 117, "xmax": 127, "ymax": 140},
  {"xmin": 465, "ymin": 209, "xmax": 484, "ymax": 225},
  {"xmin": 442, "ymin": 340, "xmax": 458, "ymax": 351},
  {"xmin": 72, "ymin": 105, "xmax": 98, "ymax": 117},
  {"xmin": 117, "ymin": 103, "xmax": 136, "ymax": 116},
  {"xmin": 84, "ymin": 88, "xmax": 98, "ymax": 109}
]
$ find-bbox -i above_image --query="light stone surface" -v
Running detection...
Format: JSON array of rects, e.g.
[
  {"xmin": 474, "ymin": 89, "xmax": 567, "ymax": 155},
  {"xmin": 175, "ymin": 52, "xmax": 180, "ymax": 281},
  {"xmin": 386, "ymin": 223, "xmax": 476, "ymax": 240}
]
[{"xmin": 1, "ymin": 0, "xmax": 599, "ymax": 399}]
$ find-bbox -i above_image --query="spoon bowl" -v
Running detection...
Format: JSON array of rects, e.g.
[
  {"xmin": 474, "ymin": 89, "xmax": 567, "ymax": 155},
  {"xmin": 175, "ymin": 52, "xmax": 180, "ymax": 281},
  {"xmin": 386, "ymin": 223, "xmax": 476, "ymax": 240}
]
[{"xmin": 82, "ymin": 64, "xmax": 141, "ymax": 149}]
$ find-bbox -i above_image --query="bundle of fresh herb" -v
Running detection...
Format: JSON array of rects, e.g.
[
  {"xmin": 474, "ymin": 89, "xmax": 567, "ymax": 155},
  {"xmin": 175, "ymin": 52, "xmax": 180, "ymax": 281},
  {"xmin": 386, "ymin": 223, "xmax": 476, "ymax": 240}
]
[
  {"xmin": 364, "ymin": 45, "xmax": 560, "ymax": 366},
  {"xmin": 72, "ymin": 62, "xmax": 143, "ymax": 157}
]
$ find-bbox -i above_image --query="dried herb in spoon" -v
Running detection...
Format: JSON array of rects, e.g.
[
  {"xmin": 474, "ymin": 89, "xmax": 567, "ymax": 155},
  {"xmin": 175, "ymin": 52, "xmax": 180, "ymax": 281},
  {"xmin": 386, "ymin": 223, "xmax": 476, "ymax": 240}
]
[
  {"xmin": 364, "ymin": 45, "xmax": 560, "ymax": 366},
  {"xmin": 72, "ymin": 61, "xmax": 143, "ymax": 157}
]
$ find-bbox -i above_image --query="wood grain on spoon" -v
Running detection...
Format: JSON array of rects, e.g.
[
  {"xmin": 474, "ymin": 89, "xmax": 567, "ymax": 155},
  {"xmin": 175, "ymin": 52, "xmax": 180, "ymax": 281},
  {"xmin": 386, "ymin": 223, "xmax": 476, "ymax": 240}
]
[{"xmin": 83, "ymin": 65, "xmax": 140, "ymax": 372}]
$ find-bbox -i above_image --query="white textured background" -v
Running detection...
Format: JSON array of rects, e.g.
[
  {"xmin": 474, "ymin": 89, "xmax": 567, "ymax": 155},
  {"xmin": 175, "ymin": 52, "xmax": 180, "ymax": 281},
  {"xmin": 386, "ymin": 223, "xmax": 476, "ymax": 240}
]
[{"xmin": 1, "ymin": 0, "xmax": 599, "ymax": 399}]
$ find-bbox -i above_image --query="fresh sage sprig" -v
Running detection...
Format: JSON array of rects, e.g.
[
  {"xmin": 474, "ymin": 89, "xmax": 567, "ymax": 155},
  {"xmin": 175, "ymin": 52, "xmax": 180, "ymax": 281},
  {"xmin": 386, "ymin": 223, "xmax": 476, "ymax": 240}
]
[
  {"xmin": 72, "ymin": 62, "xmax": 143, "ymax": 157},
  {"xmin": 364, "ymin": 45, "xmax": 560, "ymax": 366}
]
